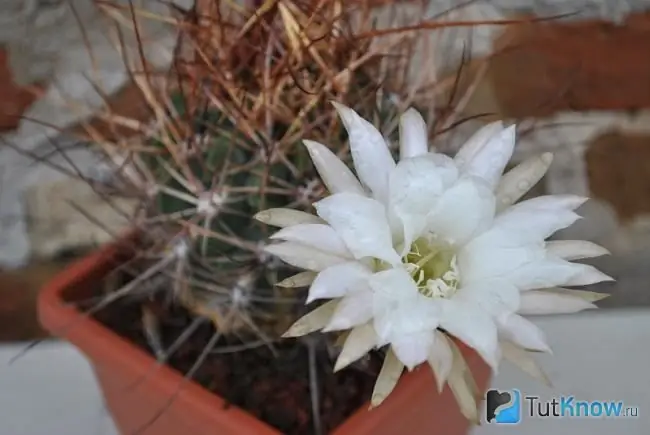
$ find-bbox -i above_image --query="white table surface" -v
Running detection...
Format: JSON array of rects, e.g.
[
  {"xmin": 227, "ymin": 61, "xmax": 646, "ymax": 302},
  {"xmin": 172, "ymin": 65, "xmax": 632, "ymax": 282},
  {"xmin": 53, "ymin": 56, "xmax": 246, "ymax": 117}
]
[
  {"xmin": 1, "ymin": 309, "xmax": 648, "ymax": 435},
  {"xmin": 473, "ymin": 308, "xmax": 650, "ymax": 435}
]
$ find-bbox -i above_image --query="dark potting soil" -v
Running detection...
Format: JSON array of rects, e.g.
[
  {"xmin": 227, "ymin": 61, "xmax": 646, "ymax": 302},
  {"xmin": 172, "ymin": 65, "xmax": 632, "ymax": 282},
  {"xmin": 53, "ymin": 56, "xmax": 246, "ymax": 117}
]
[{"xmin": 92, "ymin": 283, "xmax": 382, "ymax": 434}]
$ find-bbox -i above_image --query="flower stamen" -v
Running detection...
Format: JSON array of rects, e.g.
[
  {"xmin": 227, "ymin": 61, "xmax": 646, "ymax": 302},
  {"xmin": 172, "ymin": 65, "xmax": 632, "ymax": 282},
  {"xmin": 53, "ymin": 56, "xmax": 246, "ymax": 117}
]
[{"xmin": 404, "ymin": 237, "xmax": 459, "ymax": 299}]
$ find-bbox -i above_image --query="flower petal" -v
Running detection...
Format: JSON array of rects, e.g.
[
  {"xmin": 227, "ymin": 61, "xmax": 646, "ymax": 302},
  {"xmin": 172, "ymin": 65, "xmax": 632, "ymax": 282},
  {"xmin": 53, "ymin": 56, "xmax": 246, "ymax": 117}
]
[
  {"xmin": 315, "ymin": 193, "xmax": 401, "ymax": 265},
  {"xmin": 563, "ymin": 263, "xmax": 614, "ymax": 286},
  {"xmin": 518, "ymin": 290, "xmax": 597, "ymax": 315},
  {"xmin": 303, "ymin": 139, "xmax": 366, "ymax": 195},
  {"xmin": 446, "ymin": 339, "xmax": 480, "ymax": 424},
  {"xmin": 270, "ymin": 224, "xmax": 352, "ymax": 257},
  {"xmin": 368, "ymin": 269, "xmax": 440, "ymax": 342},
  {"xmin": 505, "ymin": 258, "xmax": 613, "ymax": 290},
  {"xmin": 545, "ymin": 240, "xmax": 610, "ymax": 261},
  {"xmin": 458, "ymin": 234, "xmax": 545, "ymax": 284},
  {"xmin": 334, "ymin": 323, "xmax": 378, "ymax": 372},
  {"xmin": 426, "ymin": 176, "xmax": 496, "ymax": 246},
  {"xmin": 371, "ymin": 348, "xmax": 404, "ymax": 408},
  {"xmin": 427, "ymin": 331, "xmax": 453, "ymax": 392},
  {"xmin": 264, "ymin": 242, "xmax": 347, "ymax": 271},
  {"xmin": 542, "ymin": 287, "xmax": 610, "ymax": 302},
  {"xmin": 391, "ymin": 330, "xmax": 434, "ymax": 370},
  {"xmin": 399, "ymin": 108, "xmax": 428, "ymax": 159},
  {"xmin": 460, "ymin": 125, "xmax": 516, "ymax": 189},
  {"xmin": 501, "ymin": 340, "xmax": 551, "ymax": 386},
  {"xmin": 454, "ymin": 121, "xmax": 504, "ymax": 167},
  {"xmin": 439, "ymin": 300, "xmax": 500, "ymax": 370},
  {"xmin": 515, "ymin": 194, "xmax": 588, "ymax": 212},
  {"xmin": 388, "ymin": 154, "xmax": 451, "ymax": 252},
  {"xmin": 389, "ymin": 156, "xmax": 446, "ymax": 215},
  {"xmin": 490, "ymin": 194, "xmax": 587, "ymax": 244},
  {"xmin": 333, "ymin": 102, "xmax": 395, "ymax": 201},
  {"xmin": 254, "ymin": 208, "xmax": 324, "ymax": 227},
  {"xmin": 276, "ymin": 271, "xmax": 317, "ymax": 288},
  {"xmin": 323, "ymin": 282, "xmax": 374, "ymax": 331},
  {"xmin": 455, "ymin": 279, "xmax": 520, "ymax": 320},
  {"xmin": 307, "ymin": 261, "xmax": 372, "ymax": 303},
  {"xmin": 496, "ymin": 152, "xmax": 553, "ymax": 212},
  {"xmin": 429, "ymin": 153, "xmax": 460, "ymax": 186},
  {"xmin": 498, "ymin": 314, "xmax": 551, "ymax": 353},
  {"xmin": 282, "ymin": 300, "xmax": 339, "ymax": 337}
]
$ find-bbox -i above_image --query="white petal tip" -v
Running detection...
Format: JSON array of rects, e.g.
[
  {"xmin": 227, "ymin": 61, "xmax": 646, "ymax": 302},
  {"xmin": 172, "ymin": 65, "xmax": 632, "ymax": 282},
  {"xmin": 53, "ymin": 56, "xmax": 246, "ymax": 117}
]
[
  {"xmin": 573, "ymin": 196, "xmax": 590, "ymax": 208},
  {"xmin": 302, "ymin": 139, "xmax": 321, "ymax": 154},
  {"xmin": 276, "ymin": 283, "xmax": 296, "ymax": 289},
  {"xmin": 557, "ymin": 195, "xmax": 590, "ymax": 210},
  {"xmin": 533, "ymin": 343, "xmax": 553, "ymax": 355},
  {"xmin": 604, "ymin": 273, "xmax": 616, "ymax": 282},
  {"xmin": 322, "ymin": 321, "xmax": 346, "ymax": 333},
  {"xmin": 541, "ymin": 152, "xmax": 554, "ymax": 164},
  {"xmin": 262, "ymin": 244, "xmax": 284, "ymax": 257},
  {"xmin": 578, "ymin": 270, "xmax": 616, "ymax": 284},
  {"xmin": 253, "ymin": 211, "xmax": 270, "ymax": 223},
  {"xmin": 332, "ymin": 101, "xmax": 353, "ymax": 122},
  {"xmin": 281, "ymin": 329, "xmax": 299, "ymax": 338},
  {"xmin": 401, "ymin": 108, "xmax": 425, "ymax": 124},
  {"xmin": 586, "ymin": 245, "xmax": 611, "ymax": 258},
  {"xmin": 369, "ymin": 397, "xmax": 384, "ymax": 409},
  {"xmin": 333, "ymin": 358, "xmax": 349, "ymax": 372}
]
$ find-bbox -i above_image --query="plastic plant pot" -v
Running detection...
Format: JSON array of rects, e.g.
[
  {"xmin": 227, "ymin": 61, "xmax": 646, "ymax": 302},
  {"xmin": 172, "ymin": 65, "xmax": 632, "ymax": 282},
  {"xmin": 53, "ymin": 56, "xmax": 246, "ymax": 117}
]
[{"xmin": 38, "ymin": 238, "xmax": 492, "ymax": 435}]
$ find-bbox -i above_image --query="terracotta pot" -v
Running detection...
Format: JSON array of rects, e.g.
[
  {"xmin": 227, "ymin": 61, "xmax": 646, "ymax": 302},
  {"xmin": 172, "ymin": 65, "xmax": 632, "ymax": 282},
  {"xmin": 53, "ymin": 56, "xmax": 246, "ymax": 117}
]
[{"xmin": 38, "ymin": 238, "xmax": 491, "ymax": 434}]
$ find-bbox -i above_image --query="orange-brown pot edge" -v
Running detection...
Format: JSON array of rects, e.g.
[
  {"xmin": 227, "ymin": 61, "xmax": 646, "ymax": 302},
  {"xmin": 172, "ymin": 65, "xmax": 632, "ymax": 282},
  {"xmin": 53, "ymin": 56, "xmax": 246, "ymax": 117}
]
[{"xmin": 38, "ymin": 238, "xmax": 491, "ymax": 435}]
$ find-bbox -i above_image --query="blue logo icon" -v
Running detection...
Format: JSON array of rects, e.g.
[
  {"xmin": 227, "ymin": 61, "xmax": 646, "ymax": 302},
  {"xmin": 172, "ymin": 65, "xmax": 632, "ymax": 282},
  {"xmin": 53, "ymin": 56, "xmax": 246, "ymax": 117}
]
[{"xmin": 486, "ymin": 389, "xmax": 521, "ymax": 424}]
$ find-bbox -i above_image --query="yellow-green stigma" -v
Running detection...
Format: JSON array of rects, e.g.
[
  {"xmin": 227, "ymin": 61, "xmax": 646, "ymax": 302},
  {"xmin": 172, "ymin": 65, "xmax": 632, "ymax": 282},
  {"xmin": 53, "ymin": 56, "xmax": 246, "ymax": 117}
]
[{"xmin": 404, "ymin": 237, "xmax": 459, "ymax": 299}]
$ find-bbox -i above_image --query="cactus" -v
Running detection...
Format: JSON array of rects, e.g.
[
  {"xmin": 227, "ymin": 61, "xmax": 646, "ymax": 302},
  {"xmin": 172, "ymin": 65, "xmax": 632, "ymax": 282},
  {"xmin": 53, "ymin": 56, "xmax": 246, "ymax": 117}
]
[
  {"xmin": 85, "ymin": 0, "xmax": 509, "ymax": 432},
  {"xmin": 102, "ymin": 0, "xmax": 426, "ymax": 343}
]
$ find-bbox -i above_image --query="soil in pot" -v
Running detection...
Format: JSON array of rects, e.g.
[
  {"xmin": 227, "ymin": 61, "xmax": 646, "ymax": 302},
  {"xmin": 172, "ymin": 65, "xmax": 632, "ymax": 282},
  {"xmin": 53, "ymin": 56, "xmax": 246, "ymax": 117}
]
[{"xmin": 83, "ymin": 267, "xmax": 383, "ymax": 435}]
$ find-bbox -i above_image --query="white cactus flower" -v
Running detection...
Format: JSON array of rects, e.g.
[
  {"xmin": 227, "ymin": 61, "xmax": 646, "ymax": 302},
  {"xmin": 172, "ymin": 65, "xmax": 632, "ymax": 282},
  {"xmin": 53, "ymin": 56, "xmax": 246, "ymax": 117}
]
[{"xmin": 257, "ymin": 102, "xmax": 612, "ymax": 417}]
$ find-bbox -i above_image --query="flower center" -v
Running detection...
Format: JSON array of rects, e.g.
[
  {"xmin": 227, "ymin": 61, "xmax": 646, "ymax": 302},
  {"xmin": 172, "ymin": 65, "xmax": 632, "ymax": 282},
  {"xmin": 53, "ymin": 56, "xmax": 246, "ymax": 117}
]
[{"xmin": 403, "ymin": 237, "xmax": 459, "ymax": 299}]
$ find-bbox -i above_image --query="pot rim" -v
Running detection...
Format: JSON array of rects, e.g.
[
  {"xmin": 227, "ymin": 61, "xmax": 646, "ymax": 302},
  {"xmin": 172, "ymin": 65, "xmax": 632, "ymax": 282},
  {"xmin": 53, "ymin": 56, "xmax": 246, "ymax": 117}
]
[
  {"xmin": 37, "ymin": 235, "xmax": 477, "ymax": 434},
  {"xmin": 37, "ymin": 237, "xmax": 281, "ymax": 434}
]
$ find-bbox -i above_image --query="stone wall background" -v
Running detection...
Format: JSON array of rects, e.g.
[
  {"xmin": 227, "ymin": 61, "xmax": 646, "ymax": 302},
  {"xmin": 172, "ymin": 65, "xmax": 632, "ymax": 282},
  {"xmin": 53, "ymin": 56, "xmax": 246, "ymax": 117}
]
[{"xmin": 0, "ymin": 0, "xmax": 193, "ymax": 268}]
